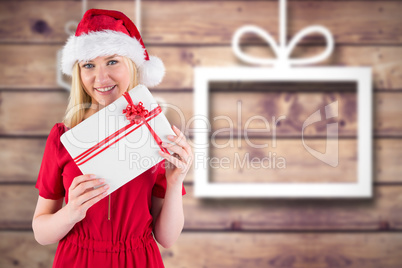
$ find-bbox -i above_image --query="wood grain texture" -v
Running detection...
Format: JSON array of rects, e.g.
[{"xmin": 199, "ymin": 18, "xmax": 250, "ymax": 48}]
[
  {"xmin": 0, "ymin": 231, "xmax": 57, "ymax": 268},
  {"xmin": 209, "ymin": 138, "xmax": 357, "ymax": 183},
  {"xmin": 0, "ymin": 91, "xmax": 69, "ymax": 135},
  {"xmin": 0, "ymin": 185, "xmax": 39, "ymax": 230},
  {"xmin": 183, "ymin": 185, "xmax": 402, "ymax": 231},
  {"xmin": 0, "ymin": 1, "xmax": 401, "ymax": 45},
  {"xmin": 209, "ymin": 91, "xmax": 357, "ymax": 138},
  {"xmin": 2, "ymin": 184, "xmax": 402, "ymax": 230},
  {"xmin": 1, "ymin": 231, "xmax": 401, "ymax": 268},
  {"xmin": 0, "ymin": 91, "xmax": 400, "ymax": 137},
  {"xmin": 375, "ymin": 139, "xmax": 402, "ymax": 182},
  {"xmin": 160, "ymin": 232, "xmax": 402, "ymax": 268},
  {"xmin": 0, "ymin": 138, "xmax": 46, "ymax": 183},
  {"xmin": 1, "ymin": 138, "xmax": 401, "ymax": 184},
  {"xmin": 1, "ymin": 45, "xmax": 402, "ymax": 90}
]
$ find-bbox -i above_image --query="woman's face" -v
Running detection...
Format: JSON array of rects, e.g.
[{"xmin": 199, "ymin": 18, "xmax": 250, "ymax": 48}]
[{"xmin": 79, "ymin": 55, "xmax": 130, "ymax": 108}]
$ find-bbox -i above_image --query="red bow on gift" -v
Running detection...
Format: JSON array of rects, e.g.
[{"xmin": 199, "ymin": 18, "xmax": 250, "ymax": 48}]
[
  {"xmin": 122, "ymin": 91, "xmax": 170, "ymax": 155},
  {"xmin": 123, "ymin": 101, "xmax": 149, "ymax": 124}
]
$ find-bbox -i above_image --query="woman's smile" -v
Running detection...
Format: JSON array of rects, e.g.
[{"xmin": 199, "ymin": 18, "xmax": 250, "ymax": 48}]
[{"xmin": 94, "ymin": 85, "xmax": 117, "ymax": 94}]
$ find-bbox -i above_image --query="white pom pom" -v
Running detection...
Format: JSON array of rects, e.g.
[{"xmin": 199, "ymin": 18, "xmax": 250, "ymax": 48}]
[{"xmin": 138, "ymin": 56, "xmax": 165, "ymax": 87}]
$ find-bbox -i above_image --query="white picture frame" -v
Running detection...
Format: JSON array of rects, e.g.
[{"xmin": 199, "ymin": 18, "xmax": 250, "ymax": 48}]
[{"xmin": 193, "ymin": 67, "xmax": 372, "ymax": 198}]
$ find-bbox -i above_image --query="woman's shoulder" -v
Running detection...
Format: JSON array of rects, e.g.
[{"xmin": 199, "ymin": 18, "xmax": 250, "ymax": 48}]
[{"xmin": 48, "ymin": 123, "xmax": 69, "ymax": 140}]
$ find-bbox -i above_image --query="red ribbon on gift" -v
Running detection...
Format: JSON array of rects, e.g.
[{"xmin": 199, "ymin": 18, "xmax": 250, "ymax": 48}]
[
  {"xmin": 122, "ymin": 92, "xmax": 170, "ymax": 155},
  {"xmin": 73, "ymin": 92, "xmax": 169, "ymax": 166}
]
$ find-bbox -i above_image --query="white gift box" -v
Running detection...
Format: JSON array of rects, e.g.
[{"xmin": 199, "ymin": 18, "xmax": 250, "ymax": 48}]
[{"xmin": 60, "ymin": 84, "xmax": 175, "ymax": 194}]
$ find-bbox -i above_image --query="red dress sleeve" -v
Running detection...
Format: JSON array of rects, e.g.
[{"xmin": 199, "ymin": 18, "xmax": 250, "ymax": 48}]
[
  {"xmin": 35, "ymin": 123, "xmax": 65, "ymax": 200},
  {"xmin": 152, "ymin": 159, "xmax": 186, "ymax": 198}
]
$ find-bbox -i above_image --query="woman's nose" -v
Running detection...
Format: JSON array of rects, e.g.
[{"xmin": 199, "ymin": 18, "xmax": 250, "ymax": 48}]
[{"xmin": 95, "ymin": 66, "xmax": 110, "ymax": 84}]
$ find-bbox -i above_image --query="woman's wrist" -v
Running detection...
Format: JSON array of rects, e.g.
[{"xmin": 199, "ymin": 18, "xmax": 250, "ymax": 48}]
[
  {"xmin": 166, "ymin": 179, "xmax": 183, "ymax": 192},
  {"xmin": 61, "ymin": 203, "xmax": 79, "ymax": 227}
]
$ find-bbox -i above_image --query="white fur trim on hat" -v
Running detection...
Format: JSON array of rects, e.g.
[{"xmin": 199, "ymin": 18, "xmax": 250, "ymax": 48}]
[
  {"xmin": 61, "ymin": 30, "xmax": 165, "ymax": 87},
  {"xmin": 138, "ymin": 56, "xmax": 165, "ymax": 88}
]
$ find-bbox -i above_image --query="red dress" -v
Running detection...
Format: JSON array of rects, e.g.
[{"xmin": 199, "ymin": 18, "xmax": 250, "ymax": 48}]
[{"xmin": 36, "ymin": 123, "xmax": 186, "ymax": 267}]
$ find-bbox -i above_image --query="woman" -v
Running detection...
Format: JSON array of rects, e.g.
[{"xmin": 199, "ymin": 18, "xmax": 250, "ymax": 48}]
[{"xmin": 32, "ymin": 9, "xmax": 192, "ymax": 267}]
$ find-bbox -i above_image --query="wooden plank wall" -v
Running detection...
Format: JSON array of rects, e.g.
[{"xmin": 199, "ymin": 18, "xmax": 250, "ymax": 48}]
[{"xmin": 1, "ymin": 0, "xmax": 402, "ymax": 267}]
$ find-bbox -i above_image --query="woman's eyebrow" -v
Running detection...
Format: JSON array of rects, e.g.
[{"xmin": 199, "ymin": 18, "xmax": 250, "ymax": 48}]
[
  {"xmin": 82, "ymin": 54, "xmax": 117, "ymax": 64},
  {"xmin": 105, "ymin": 54, "xmax": 118, "ymax": 61}
]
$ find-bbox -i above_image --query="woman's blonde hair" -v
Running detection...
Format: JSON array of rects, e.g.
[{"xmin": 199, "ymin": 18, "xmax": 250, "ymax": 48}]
[{"xmin": 62, "ymin": 57, "xmax": 138, "ymax": 129}]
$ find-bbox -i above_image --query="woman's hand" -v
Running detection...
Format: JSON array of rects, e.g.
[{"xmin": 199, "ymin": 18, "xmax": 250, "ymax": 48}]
[
  {"xmin": 66, "ymin": 174, "xmax": 109, "ymax": 225},
  {"xmin": 159, "ymin": 125, "xmax": 193, "ymax": 186}
]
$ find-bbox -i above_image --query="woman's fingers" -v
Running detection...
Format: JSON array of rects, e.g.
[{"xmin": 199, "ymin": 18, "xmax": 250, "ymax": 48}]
[
  {"xmin": 78, "ymin": 184, "xmax": 109, "ymax": 207},
  {"xmin": 67, "ymin": 175, "xmax": 109, "ymax": 224},
  {"xmin": 75, "ymin": 178, "xmax": 105, "ymax": 195},
  {"xmin": 69, "ymin": 175, "xmax": 108, "ymax": 211},
  {"xmin": 169, "ymin": 126, "xmax": 192, "ymax": 153},
  {"xmin": 162, "ymin": 126, "xmax": 193, "ymax": 163},
  {"xmin": 161, "ymin": 141, "xmax": 192, "ymax": 168},
  {"xmin": 161, "ymin": 142, "xmax": 189, "ymax": 162},
  {"xmin": 69, "ymin": 176, "xmax": 105, "ymax": 199},
  {"xmin": 159, "ymin": 125, "xmax": 194, "ymax": 173},
  {"xmin": 81, "ymin": 189, "xmax": 109, "ymax": 212},
  {"xmin": 160, "ymin": 151, "xmax": 187, "ymax": 171},
  {"xmin": 69, "ymin": 174, "xmax": 97, "ymax": 190}
]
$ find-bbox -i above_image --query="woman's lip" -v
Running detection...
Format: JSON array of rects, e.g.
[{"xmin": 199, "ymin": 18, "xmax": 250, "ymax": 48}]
[
  {"xmin": 94, "ymin": 85, "xmax": 115, "ymax": 90},
  {"xmin": 94, "ymin": 85, "xmax": 116, "ymax": 95}
]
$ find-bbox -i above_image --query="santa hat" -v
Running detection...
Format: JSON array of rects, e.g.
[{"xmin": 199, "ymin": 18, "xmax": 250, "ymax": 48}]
[{"xmin": 61, "ymin": 9, "xmax": 164, "ymax": 87}]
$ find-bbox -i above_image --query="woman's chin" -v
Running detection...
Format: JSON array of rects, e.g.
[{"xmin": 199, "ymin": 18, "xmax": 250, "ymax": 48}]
[{"xmin": 93, "ymin": 87, "xmax": 121, "ymax": 107}]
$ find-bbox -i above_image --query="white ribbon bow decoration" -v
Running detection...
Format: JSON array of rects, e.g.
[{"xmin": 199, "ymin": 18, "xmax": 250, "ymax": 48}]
[{"xmin": 231, "ymin": 0, "xmax": 334, "ymax": 68}]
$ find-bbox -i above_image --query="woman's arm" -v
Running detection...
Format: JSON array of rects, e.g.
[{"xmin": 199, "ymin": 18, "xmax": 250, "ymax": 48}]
[
  {"xmin": 32, "ymin": 196, "xmax": 74, "ymax": 245},
  {"xmin": 152, "ymin": 125, "xmax": 192, "ymax": 248},
  {"xmin": 151, "ymin": 181, "xmax": 184, "ymax": 248},
  {"xmin": 32, "ymin": 174, "xmax": 109, "ymax": 245}
]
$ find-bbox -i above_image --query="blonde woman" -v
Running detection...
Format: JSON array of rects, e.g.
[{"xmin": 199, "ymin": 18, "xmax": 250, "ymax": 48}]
[{"xmin": 32, "ymin": 9, "xmax": 192, "ymax": 267}]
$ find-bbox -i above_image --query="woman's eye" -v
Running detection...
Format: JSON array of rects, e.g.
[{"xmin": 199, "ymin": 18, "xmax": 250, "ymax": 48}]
[
  {"xmin": 83, "ymin": 63, "xmax": 94, "ymax": 69},
  {"xmin": 108, "ymin": 60, "xmax": 118, "ymax": 65}
]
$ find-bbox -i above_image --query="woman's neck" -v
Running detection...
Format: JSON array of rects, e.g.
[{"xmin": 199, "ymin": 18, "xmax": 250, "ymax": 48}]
[{"xmin": 83, "ymin": 103, "xmax": 105, "ymax": 120}]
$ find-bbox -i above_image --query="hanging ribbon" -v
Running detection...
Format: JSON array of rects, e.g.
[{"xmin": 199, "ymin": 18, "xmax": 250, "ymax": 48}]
[
  {"xmin": 73, "ymin": 92, "xmax": 169, "ymax": 166},
  {"xmin": 231, "ymin": 0, "xmax": 334, "ymax": 68}
]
